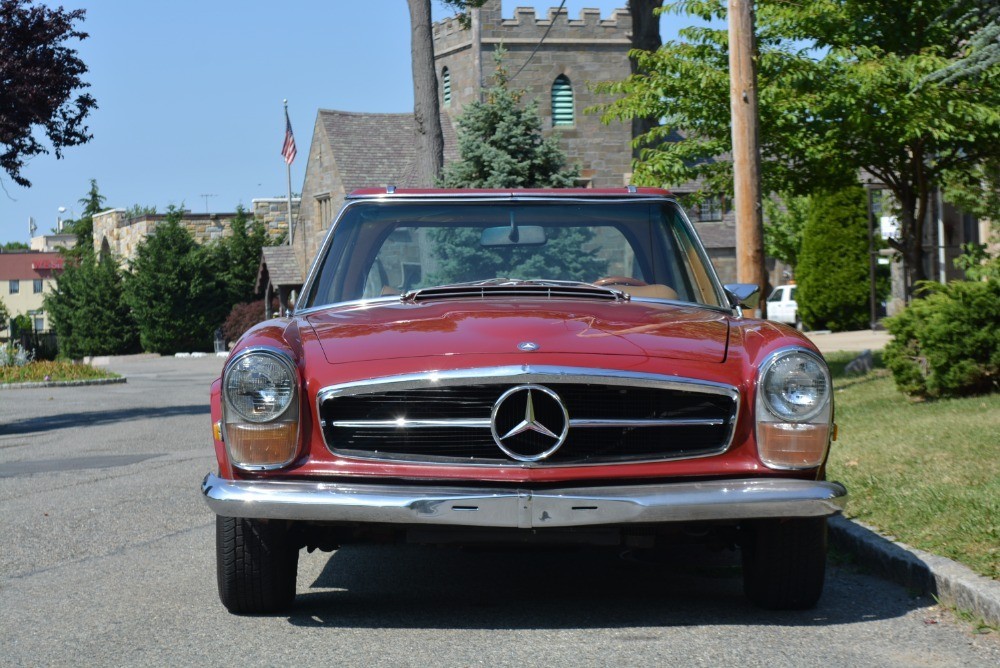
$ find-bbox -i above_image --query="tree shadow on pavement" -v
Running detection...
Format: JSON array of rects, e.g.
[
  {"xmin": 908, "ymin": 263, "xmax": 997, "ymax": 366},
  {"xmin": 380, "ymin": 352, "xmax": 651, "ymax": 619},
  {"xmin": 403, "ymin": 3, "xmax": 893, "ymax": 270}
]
[{"xmin": 0, "ymin": 404, "xmax": 209, "ymax": 436}]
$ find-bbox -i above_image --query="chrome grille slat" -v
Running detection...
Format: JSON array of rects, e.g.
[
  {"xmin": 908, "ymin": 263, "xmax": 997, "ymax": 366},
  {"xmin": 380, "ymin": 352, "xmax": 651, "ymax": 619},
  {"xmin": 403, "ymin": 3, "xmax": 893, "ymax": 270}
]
[{"xmin": 317, "ymin": 366, "xmax": 740, "ymax": 468}]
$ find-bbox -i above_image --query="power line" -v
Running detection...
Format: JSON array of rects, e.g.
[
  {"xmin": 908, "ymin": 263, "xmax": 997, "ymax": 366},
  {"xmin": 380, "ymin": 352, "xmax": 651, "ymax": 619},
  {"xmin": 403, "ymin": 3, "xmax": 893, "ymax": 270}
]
[{"xmin": 509, "ymin": 0, "xmax": 567, "ymax": 82}]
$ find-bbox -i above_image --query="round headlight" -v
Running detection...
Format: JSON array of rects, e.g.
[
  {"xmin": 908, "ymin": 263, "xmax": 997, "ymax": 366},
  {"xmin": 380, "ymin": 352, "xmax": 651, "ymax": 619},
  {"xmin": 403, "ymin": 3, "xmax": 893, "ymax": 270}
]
[
  {"xmin": 760, "ymin": 350, "xmax": 830, "ymax": 422},
  {"xmin": 224, "ymin": 351, "xmax": 296, "ymax": 423}
]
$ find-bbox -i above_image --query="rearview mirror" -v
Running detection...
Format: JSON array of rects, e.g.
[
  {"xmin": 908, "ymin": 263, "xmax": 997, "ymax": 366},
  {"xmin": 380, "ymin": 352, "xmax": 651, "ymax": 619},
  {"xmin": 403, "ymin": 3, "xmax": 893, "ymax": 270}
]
[{"xmin": 480, "ymin": 225, "xmax": 547, "ymax": 247}]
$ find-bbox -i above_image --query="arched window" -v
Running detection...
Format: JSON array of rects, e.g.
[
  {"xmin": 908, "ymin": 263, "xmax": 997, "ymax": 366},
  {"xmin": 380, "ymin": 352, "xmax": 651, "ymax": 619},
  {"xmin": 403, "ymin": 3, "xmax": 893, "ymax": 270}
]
[
  {"xmin": 442, "ymin": 67, "xmax": 451, "ymax": 107},
  {"xmin": 551, "ymin": 75, "xmax": 574, "ymax": 126}
]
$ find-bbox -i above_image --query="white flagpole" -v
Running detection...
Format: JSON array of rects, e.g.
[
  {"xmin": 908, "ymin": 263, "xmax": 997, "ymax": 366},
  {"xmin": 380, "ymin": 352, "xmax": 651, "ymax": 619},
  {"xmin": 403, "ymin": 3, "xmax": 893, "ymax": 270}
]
[{"xmin": 284, "ymin": 99, "xmax": 294, "ymax": 247}]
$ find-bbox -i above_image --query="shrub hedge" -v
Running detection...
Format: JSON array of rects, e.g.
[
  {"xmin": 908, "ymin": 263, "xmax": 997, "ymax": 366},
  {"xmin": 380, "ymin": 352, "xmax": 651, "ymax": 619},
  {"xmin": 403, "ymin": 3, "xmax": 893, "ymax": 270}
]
[
  {"xmin": 883, "ymin": 279, "xmax": 1000, "ymax": 398},
  {"xmin": 795, "ymin": 186, "xmax": 871, "ymax": 331}
]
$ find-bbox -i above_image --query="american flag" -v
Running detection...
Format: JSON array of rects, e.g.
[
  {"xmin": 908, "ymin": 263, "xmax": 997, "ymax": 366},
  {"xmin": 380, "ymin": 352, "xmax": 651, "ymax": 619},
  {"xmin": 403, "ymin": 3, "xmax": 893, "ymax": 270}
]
[{"xmin": 281, "ymin": 108, "xmax": 297, "ymax": 165}]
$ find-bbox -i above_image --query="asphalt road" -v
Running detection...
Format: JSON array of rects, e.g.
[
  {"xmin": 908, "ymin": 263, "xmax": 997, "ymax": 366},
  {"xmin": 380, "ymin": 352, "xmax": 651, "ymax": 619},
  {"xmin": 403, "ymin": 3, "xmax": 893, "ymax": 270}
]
[{"xmin": 1, "ymin": 355, "xmax": 997, "ymax": 667}]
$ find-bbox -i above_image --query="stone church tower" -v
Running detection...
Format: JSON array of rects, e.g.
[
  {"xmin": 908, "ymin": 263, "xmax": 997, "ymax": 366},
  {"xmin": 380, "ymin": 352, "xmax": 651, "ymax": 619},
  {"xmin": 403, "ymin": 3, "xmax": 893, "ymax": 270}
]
[{"xmin": 433, "ymin": 1, "xmax": 634, "ymax": 188}]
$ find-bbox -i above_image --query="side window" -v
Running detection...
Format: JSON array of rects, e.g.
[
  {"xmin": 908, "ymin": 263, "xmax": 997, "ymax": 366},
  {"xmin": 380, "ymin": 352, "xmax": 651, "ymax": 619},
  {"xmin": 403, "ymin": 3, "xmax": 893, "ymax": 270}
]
[
  {"xmin": 789, "ymin": 286, "xmax": 797, "ymax": 301},
  {"xmin": 551, "ymin": 75, "xmax": 574, "ymax": 127},
  {"xmin": 364, "ymin": 227, "xmax": 424, "ymax": 298},
  {"xmin": 767, "ymin": 289, "xmax": 783, "ymax": 303}
]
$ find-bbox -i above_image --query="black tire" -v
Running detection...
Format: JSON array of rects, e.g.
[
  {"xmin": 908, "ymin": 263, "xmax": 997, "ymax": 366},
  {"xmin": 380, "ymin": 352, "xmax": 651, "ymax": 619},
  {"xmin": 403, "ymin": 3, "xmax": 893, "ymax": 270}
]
[
  {"xmin": 216, "ymin": 515, "xmax": 299, "ymax": 614},
  {"xmin": 741, "ymin": 517, "xmax": 827, "ymax": 610}
]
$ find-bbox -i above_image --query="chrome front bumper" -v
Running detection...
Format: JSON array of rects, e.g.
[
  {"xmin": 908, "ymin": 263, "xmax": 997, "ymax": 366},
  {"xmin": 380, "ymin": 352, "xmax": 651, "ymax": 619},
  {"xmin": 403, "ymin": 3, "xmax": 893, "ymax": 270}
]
[{"xmin": 202, "ymin": 473, "xmax": 847, "ymax": 528}]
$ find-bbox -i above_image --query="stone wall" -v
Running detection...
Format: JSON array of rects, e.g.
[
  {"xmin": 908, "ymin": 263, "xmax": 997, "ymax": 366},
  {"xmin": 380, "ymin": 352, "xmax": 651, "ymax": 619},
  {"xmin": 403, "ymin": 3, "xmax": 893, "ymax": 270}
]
[
  {"xmin": 295, "ymin": 116, "xmax": 345, "ymax": 275},
  {"xmin": 93, "ymin": 199, "xmax": 298, "ymax": 263},
  {"xmin": 433, "ymin": 0, "xmax": 633, "ymax": 189}
]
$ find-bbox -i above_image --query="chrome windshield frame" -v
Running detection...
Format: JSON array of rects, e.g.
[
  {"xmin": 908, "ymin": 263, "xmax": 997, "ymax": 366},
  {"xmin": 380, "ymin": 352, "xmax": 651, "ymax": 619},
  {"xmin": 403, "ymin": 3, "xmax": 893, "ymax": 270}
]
[{"xmin": 294, "ymin": 194, "xmax": 731, "ymax": 316}]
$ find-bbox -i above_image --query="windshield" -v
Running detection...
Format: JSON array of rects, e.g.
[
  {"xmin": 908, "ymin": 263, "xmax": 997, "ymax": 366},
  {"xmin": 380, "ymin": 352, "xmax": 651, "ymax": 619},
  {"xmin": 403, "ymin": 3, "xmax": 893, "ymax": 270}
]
[{"xmin": 302, "ymin": 199, "xmax": 725, "ymax": 309}]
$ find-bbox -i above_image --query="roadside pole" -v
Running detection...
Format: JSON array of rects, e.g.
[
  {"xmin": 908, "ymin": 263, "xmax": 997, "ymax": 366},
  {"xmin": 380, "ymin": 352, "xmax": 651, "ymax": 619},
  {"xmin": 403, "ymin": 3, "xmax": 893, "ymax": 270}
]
[{"xmin": 728, "ymin": 0, "xmax": 767, "ymax": 317}]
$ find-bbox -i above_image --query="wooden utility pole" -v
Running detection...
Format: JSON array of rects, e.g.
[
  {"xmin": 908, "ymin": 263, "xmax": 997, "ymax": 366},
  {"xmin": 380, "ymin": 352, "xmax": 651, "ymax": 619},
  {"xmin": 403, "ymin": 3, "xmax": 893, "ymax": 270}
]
[{"xmin": 728, "ymin": 0, "xmax": 767, "ymax": 317}]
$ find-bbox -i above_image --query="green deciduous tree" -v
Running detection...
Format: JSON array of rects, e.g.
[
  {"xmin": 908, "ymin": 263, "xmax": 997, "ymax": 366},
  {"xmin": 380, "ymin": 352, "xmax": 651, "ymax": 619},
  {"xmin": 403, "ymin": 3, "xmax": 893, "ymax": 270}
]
[
  {"xmin": 124, "ymin": 206, "xmax": 228, "ymax": 354},
  {"xmin": 763, "ymin": 194, "xmax": 810, "ymax": 274},
  {"xmin": 45, "ymin": 248, "xmax": 138, "ymax": 359},
  {"xmin": 795, "ymin": 186, "xmax": 871, "ymax": 332},
  {"xmin": 595, "ymin": 0, "xmax": 1000, "ymax": 296},
  {"xmin": 0, "ymin": 0, "xmax": 96, "ymax": 187}
]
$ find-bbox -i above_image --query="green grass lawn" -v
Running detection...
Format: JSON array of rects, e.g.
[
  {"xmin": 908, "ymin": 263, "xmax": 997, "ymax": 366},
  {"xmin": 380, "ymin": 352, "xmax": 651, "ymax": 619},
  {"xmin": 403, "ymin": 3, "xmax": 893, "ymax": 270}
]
[
  {"xmin": 824, "ymin": 351, "xmax": 1000, "ymax": 580},
  {"xmin": 0, "ymin": 360, "xmax": 119, "ymax": 385}
]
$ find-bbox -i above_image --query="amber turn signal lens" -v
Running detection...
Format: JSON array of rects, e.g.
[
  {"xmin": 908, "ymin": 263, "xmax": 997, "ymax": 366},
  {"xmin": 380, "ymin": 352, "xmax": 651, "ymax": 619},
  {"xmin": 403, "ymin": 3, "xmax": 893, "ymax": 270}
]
[
  {"xmin": 757, "ymin": 422, "xmax": 830, "ymax": 469},
  {"xmin": 226, "ymin": 422, "xmax": 298, "ymax": 468}
]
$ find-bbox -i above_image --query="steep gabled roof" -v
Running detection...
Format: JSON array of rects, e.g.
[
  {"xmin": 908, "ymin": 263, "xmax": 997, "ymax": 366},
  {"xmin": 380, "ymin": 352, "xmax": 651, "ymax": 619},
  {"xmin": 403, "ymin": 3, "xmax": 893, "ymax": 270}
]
[
  {"xmin": 257, "ymin": 245, "xmax": 303, "ymax": 292},
  {"xmin": 318, "ymin": 110, "xmax": 459, "ymax": 192}
]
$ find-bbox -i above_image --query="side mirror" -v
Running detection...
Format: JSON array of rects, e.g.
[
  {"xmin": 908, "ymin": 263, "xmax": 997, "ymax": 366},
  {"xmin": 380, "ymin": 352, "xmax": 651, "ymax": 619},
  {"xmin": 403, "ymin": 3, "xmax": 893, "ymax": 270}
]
[{"xmin": 723, "ymin": 283, "xmax": 760, "ymax": 309}]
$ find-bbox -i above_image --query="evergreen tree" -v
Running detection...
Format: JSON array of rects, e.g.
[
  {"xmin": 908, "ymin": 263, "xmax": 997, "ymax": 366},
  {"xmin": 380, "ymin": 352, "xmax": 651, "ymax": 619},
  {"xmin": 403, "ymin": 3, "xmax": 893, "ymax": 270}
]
[
  {"xmin": 45, "ymin": 247, "xmax": 138, "ymax": 358},
  {"xmin": 440, "ymin": 47, "xmax": 579, "ymax": 189},
  {"xmin": 124, "ymin": 206, "xmax": 228, "ymax": 353},
  {"xmin": 796, "ymin": 186, "xmax": 871, "ymax": 332},
  {"xmin": 67, "ymin": 178, "xmax": 106, "ymax": 250},
  {"xmin": 431, "ymin": 49, "xmax": 597, "ymax": 285},
  {"xmin": 211, "ymin": 204, "xmax": 271, "ymax": 305},
  {"xmin": 44, "ymin": 180, "xmax": 137, "ymax": 358}
]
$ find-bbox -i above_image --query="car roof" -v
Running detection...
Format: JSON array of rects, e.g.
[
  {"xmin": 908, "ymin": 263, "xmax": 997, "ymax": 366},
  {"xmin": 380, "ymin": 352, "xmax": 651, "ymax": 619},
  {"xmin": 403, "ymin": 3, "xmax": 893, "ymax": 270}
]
[{"xmin": 346, "ymin": 187, "xmax": 674, "ymax": 200}]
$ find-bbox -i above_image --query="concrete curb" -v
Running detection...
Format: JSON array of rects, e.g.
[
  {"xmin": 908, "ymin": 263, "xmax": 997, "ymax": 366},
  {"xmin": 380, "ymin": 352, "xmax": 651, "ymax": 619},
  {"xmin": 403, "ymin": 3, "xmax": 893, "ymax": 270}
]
[
  {"xmin": 0, "ymin": 377, "xmax": 127, "ymax": 391},
  {"xmin": 829, "ymin": 515, "xmax": 1000, "ymax": 627}
]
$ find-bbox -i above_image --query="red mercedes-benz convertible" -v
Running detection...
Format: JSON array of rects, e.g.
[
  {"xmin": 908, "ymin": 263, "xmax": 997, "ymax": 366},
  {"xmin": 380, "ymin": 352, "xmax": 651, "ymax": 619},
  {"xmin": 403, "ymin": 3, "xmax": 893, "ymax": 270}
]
[{"xmin": 203, "ymin": 188, "xmax": 845, "ymax": 613}]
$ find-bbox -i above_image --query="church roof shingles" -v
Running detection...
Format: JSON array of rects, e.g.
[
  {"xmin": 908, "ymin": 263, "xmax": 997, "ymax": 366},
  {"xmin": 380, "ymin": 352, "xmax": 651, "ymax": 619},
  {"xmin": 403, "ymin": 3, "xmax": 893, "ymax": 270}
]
[{"xmin": 318, "ymin": 110, "xmax": 459, "ymax": 192}]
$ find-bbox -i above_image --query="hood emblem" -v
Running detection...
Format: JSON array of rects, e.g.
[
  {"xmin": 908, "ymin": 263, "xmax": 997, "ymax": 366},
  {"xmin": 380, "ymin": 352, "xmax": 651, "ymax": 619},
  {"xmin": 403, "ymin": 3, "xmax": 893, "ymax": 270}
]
[
  {"xmin": 490, "ymin": 385, "xmax": 569, "ymax": 462},
  {"xmin": 518, "ymin": 341, "xmax": 540, "ymax": 352}
]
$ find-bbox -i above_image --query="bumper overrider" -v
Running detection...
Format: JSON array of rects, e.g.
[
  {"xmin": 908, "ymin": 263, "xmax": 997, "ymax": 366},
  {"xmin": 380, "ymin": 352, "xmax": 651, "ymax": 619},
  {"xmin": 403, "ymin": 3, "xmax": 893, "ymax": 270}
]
[{"xmin": 202, "ymin": 473, "xmax": 847, "ymax": 528}]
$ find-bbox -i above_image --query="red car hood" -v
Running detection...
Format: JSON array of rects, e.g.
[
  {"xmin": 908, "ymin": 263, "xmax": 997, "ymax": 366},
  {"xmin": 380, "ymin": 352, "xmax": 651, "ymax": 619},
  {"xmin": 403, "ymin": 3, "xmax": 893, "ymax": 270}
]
[{"xmin": 305, "ymin": 299, "xmax": 730, "ymax": 364}]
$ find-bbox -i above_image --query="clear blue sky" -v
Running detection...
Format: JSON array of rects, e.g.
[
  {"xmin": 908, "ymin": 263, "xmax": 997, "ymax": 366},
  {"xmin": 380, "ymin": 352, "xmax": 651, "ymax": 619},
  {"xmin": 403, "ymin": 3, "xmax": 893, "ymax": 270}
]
[{"xmin": 1, "ymin": 1, "xmax": 690, "ymax": 245}]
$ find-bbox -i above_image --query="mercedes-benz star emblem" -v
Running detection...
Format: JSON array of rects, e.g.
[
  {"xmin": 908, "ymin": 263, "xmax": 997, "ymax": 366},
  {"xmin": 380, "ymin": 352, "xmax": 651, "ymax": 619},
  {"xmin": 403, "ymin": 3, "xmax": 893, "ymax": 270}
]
[
  {"xmin": 518, "ymin": 341, "xmax": 539, "ymax": 352},
  {"xmin": 490, "ymin": 384, "xmax": 569, "ymax": 462}
]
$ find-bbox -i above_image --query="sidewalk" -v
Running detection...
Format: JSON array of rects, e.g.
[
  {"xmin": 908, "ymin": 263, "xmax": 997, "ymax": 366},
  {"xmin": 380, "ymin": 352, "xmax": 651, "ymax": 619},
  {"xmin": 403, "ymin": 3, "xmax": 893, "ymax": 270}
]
[{"xmin": 805, "ymin": 329, "xmax": 891, "ymax": 353}]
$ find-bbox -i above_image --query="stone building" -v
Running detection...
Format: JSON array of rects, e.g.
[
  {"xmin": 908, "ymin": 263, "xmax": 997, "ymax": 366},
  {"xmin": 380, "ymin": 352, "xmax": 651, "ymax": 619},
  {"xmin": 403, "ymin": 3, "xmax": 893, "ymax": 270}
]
[
  {"xmin": 293, "ymin": 1, "xmax": 740, "ymax": 283},
  {"xmin": 433, "ymin": 1, "xmax": 633, "ymax": 188},
  {"xmin": 292, "ymin": 110, "xmax": 460, "ymax": 274},
  {"xmin": 93, "ymin": 198, "xmax": 298, "ymax": 264}
]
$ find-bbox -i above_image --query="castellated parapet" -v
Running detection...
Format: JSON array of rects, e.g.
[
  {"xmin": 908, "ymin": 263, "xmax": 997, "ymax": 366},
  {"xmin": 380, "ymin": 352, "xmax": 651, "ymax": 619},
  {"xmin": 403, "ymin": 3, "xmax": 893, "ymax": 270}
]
[{"xmin": 432, "ymin": 1, "xmax": 633, "ymax": 189}]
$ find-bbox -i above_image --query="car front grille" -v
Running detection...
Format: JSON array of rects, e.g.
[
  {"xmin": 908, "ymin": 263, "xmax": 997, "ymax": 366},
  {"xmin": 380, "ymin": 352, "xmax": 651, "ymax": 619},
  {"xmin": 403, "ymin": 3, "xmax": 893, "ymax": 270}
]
[{"xmin": 317, "ymin": 368, "xmax": 739, "ymax": 466}]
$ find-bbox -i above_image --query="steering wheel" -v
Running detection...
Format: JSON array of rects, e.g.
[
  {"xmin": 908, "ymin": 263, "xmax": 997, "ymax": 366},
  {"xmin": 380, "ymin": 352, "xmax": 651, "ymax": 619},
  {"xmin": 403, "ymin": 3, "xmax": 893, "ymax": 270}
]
[{"xmin": 593, "ymin": 276, "xmax": 648, "ymax": 288}]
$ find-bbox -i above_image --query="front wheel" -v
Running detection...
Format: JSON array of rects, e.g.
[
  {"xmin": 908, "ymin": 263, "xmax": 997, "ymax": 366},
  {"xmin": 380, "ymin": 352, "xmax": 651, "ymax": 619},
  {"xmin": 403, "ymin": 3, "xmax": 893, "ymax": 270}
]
[
  {"xmin": 216, "ymin": 516, "xmax": 299, "ymax": 614},
  {"xmin": 741, "ymin": 517, "xmax": 827, "ymax": 610}
]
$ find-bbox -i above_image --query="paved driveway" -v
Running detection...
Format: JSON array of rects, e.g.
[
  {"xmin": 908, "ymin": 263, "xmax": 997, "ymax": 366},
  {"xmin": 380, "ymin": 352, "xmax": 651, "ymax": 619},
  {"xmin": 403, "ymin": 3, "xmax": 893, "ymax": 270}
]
[{"xmin": 1, "ymin": 355, "xmax": 997, "ymax": 667}]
